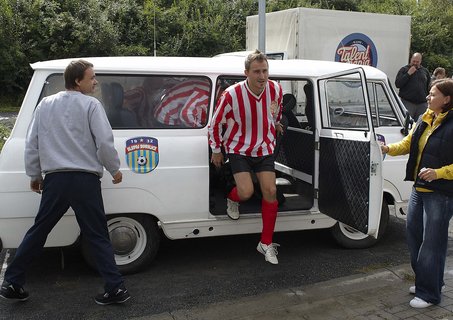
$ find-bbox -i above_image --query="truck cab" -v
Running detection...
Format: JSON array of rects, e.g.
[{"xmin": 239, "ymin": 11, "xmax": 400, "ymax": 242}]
[{"xmin": 0, "ymin": 56, "xmax": 411, "ymax": 274}]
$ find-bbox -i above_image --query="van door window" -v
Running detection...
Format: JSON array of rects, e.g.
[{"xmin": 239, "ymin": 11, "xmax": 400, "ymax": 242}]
[
  {"xmin": 368, "ymin": 83, "xmax": 400, "ymax": 127},
  {"xmin": 39, "ymin": 74, "xmax": 212, "ymax": 129},
  {"xmin": 323, "ymin": 80, "xmax": 369, "ymax": 130}
]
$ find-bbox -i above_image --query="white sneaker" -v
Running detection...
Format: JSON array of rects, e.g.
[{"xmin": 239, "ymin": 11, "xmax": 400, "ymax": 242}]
[
  {"xmin": 410, "ymin": 297, "xmax": 433, "ymax": 308},
  {"xmin": 409, "ymin": 285, "xmax": 445, "ymax": 294},
  {"xmin": 257, "ymin": 242, "xmax": 280, "ymax": 265},
  {"xmin": 226, "ymin": 198, "xmax": 240, "ymax": 220}
]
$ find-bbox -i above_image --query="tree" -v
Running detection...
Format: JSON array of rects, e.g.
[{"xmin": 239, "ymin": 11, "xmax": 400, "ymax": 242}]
[
  {"xmin": 1, "ymin": 0, "xmax": 453, "ymax": 102},
  {"xmin": 0, "ymin": 0, "xmax": 26, "ymax": 96}
]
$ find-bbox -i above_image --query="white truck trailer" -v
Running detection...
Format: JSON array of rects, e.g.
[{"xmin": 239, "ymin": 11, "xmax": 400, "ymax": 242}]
[{"xmin": 246, "ymin": 7, "xmax": 411, "ymax": 85}]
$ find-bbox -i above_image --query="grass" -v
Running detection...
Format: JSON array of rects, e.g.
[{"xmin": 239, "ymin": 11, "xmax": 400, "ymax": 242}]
[
  {"xmin": 0, "ymin": 97, "xmax": 21, "ymax": 113},
  {"xmin": 0, "ymin": 123, "xmax": 11, "ymax": 152},
  {"xmin": 0, "ymin": 95, "xmax": 21, "ymax": 151}
]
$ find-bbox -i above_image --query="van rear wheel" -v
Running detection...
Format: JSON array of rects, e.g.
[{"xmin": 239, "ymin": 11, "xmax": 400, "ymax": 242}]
[
  {"xmin": 330, "ymin": 199, "xmax": 389, "ymax": 249},
  {"xmin": 81, "ymin": 213, "xmax": 160, "ymax": 274}
]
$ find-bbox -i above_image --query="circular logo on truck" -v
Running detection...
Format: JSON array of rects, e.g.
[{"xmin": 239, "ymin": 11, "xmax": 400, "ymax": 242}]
[{"xmin": 335, "ymin": 33, "xmax": 378, "ymax": 67}]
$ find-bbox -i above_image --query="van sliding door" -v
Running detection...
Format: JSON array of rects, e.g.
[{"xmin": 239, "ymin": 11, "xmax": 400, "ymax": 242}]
[{"xmin": 317, "ymin": 68, "xmax": 382, "ymax": 238}]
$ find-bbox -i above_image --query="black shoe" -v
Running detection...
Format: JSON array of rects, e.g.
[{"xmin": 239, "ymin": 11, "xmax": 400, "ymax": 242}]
[
  {"xmin": 0, "ymin": 281, "xmax": 29, "ymax": 301},
  {"xmin": 94, "ymin": 285, "xmax": 130, "ymax": 305}
]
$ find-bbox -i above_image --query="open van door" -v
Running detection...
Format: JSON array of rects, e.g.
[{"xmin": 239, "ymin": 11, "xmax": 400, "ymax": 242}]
[{"xmin": 316, "ymin": 68, "xmax": 383, "ymax": 239}]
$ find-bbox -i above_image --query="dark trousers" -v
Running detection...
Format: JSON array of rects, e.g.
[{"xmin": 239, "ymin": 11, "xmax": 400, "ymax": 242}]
[{"xmin": 5, "ymin": 172, "xmax": 123, "ymax": 292}]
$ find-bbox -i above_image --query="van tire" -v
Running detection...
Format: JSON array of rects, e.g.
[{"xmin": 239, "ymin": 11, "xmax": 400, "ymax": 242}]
[
  {"xmin": 330, "ymin": 199, "xmax": 389, "ymax": 249},
  {"xmin": 81, "ymin": 213, "xmax": 160, "ymax": 275}
]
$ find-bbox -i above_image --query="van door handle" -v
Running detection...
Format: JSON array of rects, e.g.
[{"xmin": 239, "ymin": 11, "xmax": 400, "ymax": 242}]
[{"xmin": 334, "ymin": 132, "xmax": 344, "ymax": 139}]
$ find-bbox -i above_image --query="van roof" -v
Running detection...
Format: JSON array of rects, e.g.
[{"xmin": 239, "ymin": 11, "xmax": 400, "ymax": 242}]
[{"xmin": 30, "ymin": 56, "xmax": 388, "ymax": 80}]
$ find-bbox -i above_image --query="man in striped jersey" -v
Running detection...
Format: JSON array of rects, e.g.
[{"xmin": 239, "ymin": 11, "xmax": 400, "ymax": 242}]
[
  {"xmin": 208, "ymin": 50, "xmax": 283, "ymax": 264},
  {"xmin": 153, "ymin": 79, "xmax": 210, "ymax": 128}
]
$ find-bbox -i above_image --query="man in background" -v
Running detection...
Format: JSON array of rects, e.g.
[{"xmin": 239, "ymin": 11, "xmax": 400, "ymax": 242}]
[{"xmin": 395, "ymin": 52, "xmax": 431, "ymax": 120}]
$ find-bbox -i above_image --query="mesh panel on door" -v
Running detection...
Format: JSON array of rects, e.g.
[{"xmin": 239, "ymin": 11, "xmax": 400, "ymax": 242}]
[{"xmin": 319, "ymin": 137, "xmax": 370, "ymax": 233}]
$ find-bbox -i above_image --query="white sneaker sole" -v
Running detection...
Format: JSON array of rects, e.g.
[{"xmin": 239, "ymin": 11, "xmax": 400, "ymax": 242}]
[
  {"xmin": 226, "ymin": 212, "xmax": 240, "ymax": 220},
  {"xmin": 410, "ymin": 297, "xmax": 433, "ymax": 308}
]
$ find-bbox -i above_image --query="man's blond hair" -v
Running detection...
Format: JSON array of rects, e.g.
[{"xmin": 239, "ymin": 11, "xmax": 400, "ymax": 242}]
[{"xmin": 245, "ymin": 49, "xmax": 268, "ymax": 70}]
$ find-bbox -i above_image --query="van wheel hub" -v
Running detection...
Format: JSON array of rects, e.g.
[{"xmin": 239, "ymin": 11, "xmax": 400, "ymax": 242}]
[{"xmin": 110, "ymin": 226, "xmax": 138, "ymax": 255}]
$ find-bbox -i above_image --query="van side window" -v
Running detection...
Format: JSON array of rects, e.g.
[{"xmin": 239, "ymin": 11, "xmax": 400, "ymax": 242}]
[
  {"xmin": 368, "ymin": 83, "xmax": 400, "ymax": 127},
  {"xmin": 39, "ymin": 74, "xmax": 212, "ymax": 129},
  {"xmin": 324, "ymin": 80, "xmax": 369, "ymax": 130},
  {"xmin": 39, "ymin": 74, "xmax": 66, "ymax": 105}
]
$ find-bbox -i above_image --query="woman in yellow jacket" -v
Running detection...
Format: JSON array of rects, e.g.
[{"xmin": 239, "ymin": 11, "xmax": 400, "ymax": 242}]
[{"xmin": 382, "ymin": 79, "xmax": 453, "ymax": 308}]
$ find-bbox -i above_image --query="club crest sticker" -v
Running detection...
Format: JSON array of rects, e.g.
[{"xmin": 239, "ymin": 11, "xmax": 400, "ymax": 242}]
[
  {"xmin": 335, "ymin": 33, "xmax": 378, "ymax": 67},
  {"xmin": 126, "ymin": 137, "xmax": 159, "ymax": 173}
]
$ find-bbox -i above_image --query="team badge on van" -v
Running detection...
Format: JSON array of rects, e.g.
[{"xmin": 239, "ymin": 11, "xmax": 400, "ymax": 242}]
[{"xmin": 125, "ymin": 137, "xmax": 159, "ymax": 173}]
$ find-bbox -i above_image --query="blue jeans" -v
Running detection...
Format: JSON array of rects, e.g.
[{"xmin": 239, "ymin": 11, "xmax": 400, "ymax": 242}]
[
  {"xmin": 407, "ymin": 188, "xmax": 453, "ymax": 304},
  {"xmin": 5, "ymin": 172, "xmax": 123, "ymax": 292}
]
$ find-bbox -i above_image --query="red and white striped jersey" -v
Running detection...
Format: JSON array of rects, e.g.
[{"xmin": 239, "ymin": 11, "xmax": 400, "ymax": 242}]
[
  {"xmin": 154, "ymin": 79, "xmax": 210, "ymax": 127},
  {"xmin": 209, "ymin": 79, "xmax": 283, "ymax": 157}
]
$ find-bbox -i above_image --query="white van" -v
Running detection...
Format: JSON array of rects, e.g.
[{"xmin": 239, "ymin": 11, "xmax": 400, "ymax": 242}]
[{"xmin": 0, "ymin": 56, "xmax": 412, "ymax": 274}]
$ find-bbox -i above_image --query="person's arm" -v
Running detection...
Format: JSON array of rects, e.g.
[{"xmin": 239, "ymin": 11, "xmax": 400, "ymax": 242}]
[
  {"xmin": 434, "ymin": 164, "xmax": 453, "ymax": 181},
  {"xmin": 89, "ymin": 101, "xmax": 121, "ymax": 179},
  {"xmin": 381, "ymin": 125, "xmax": 413, "ymax": 156},
  {"xmin": 24, "ymin": 105, "xmax": 44, "ymax": 192},
  {"xmin": 276, "ymin": 83, "xmax": 283, "ymax": 123},
  {"xmin": 208, "ymin": 94, "xmax": 229, "ymax": 154},
  {"xmin": 395, "ymin": 66, "xmax": 410, "ymax": 89},
  {"xmin": 208, "ymin": 94, "xmax": 229, "ymax": 168},
  {"xmin": 275, "ymin": 83, "xmax": 284, "ymax": 135}
]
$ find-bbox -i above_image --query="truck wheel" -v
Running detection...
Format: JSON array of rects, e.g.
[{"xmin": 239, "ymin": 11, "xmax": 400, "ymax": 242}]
[
  {"xmin": 81, "ymin": 213, "xmax": 160, "ymax": 274},
  {"xmin": 330, "ymin": 199, "xmax": 389, "ymax": 249}
]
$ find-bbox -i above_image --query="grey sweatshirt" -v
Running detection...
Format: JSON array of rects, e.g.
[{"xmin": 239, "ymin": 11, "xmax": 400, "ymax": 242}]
[{"xmin": 25, "ymin": 91, "xmax": 120, "ymax": 181}]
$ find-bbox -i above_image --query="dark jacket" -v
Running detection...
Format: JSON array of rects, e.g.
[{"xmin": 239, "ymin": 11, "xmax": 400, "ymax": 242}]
[
  {"xmin": 395, "ymin": 65, "xmax": 431, "ymax": 103},
  {"xmin": 405, "ymin": 110, "xmax": 453, "ymax": 196}
]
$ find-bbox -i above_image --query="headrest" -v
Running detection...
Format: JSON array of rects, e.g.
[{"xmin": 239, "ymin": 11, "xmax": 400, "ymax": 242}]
[
  {"xmin": 110, "ymin": 82, "xmax": 124, "ymax": 110},
  {"xmin": 282, "ymin": 93, "xmax": 296, "ymax": 113}
]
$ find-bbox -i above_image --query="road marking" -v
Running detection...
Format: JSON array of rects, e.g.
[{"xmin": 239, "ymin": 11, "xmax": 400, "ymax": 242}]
[{"xmin": 0, "ymin": 249, "xmax": 10, "ymax": 283}]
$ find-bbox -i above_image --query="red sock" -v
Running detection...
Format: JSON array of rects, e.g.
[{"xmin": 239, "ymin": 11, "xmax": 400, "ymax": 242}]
[
  {"xmin": 227, "ymin": 187, "xmax": 241, "ymax": 202},
  {"xmin": 260, "ymin": 199, "xmax": 278, "ymax": 245}
]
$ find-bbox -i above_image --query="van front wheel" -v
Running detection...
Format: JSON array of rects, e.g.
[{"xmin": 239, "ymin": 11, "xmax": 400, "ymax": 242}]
[
  {"xmin": 81, "ymin": 213, "xmax": 160, "ymax": 274},
  {"xmin": 330, "ymin": 199, "xmax": 389, "ymax": 249}
]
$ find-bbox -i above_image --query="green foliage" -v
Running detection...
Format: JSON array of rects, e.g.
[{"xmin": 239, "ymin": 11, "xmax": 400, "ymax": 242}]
[
  {"xmin": 0, "ymin": 0, "xmax": 452, "ymax": 104},
  {"xmin": 0, "ymin": 123, "xmax": 11, "ymax": 152},
  {"xmin": 358, "ymin": 0, "xmax": 453, "ymax": 74}
]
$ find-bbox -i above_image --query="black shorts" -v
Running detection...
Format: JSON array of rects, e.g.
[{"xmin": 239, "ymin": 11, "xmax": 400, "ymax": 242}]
[{"xmin": 227, "ymin": 154, "xmax": 275, "ymax": 174}]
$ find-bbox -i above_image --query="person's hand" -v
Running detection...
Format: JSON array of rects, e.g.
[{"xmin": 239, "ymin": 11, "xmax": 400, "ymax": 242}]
[
  {"xmin": 408, "ymin": 65, "xmax": 418, "ymax": 75},
  {"xmin": 381, "ymin": 145, "xmax": 389, "ymax": 154},
  {"xmin": 418, "ymin": 167, "xmax": 437, "ymax": 183},
  {"xmin": 112, "ymin": 171, "xmax": 123, "ymax": 184},
  {"xmin": 276, "ymin": 122, "xmax": 284, "ymax": 136},
  {"xmin": 211, "ymin": 152, "xmax": 224, "ymax": 169},
  {"xmin": 30, "ymin": 179, "xmax": 43, "ymax": 194}
]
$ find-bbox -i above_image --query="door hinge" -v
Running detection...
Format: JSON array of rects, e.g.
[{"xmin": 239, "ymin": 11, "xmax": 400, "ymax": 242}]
[
  {"xmin": 314, "ymin": 189, "xmax": 319, "ymax": 199},
  {"xmin": 315, "ymin": 141, "xmax": 320, "ymax": 150},
  {"xmin": 370, "ymin": 161, "xmax": 379, "ymax": 176}
]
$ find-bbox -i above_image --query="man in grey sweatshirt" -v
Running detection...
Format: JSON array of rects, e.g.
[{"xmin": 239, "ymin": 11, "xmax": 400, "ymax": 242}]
[{"xmin": 0, "ymin": 60, "xmax": 130, "ymax": 305}]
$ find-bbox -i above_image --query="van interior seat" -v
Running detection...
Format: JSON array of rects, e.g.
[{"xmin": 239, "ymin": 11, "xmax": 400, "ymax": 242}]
[
  {"xmin": 103, "ymin": 82, "xmax": 139, "ymax": 128},
  {"xmin": 276, "ymin": 91, "xmax": 314, "ymax": 177},
  {"xmin": 282, "ymin": 93, "xmax": 300, "ymax": 129}
]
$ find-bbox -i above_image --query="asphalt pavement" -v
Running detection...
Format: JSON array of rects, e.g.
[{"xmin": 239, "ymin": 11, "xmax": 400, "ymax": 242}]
[
  {"xmin": 141, "ymin": 254, "xmax": 453, "ymax": 320},
  {"xmin": 139, "ymin": 222, "xmax": 453, "ymax": 320}
]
